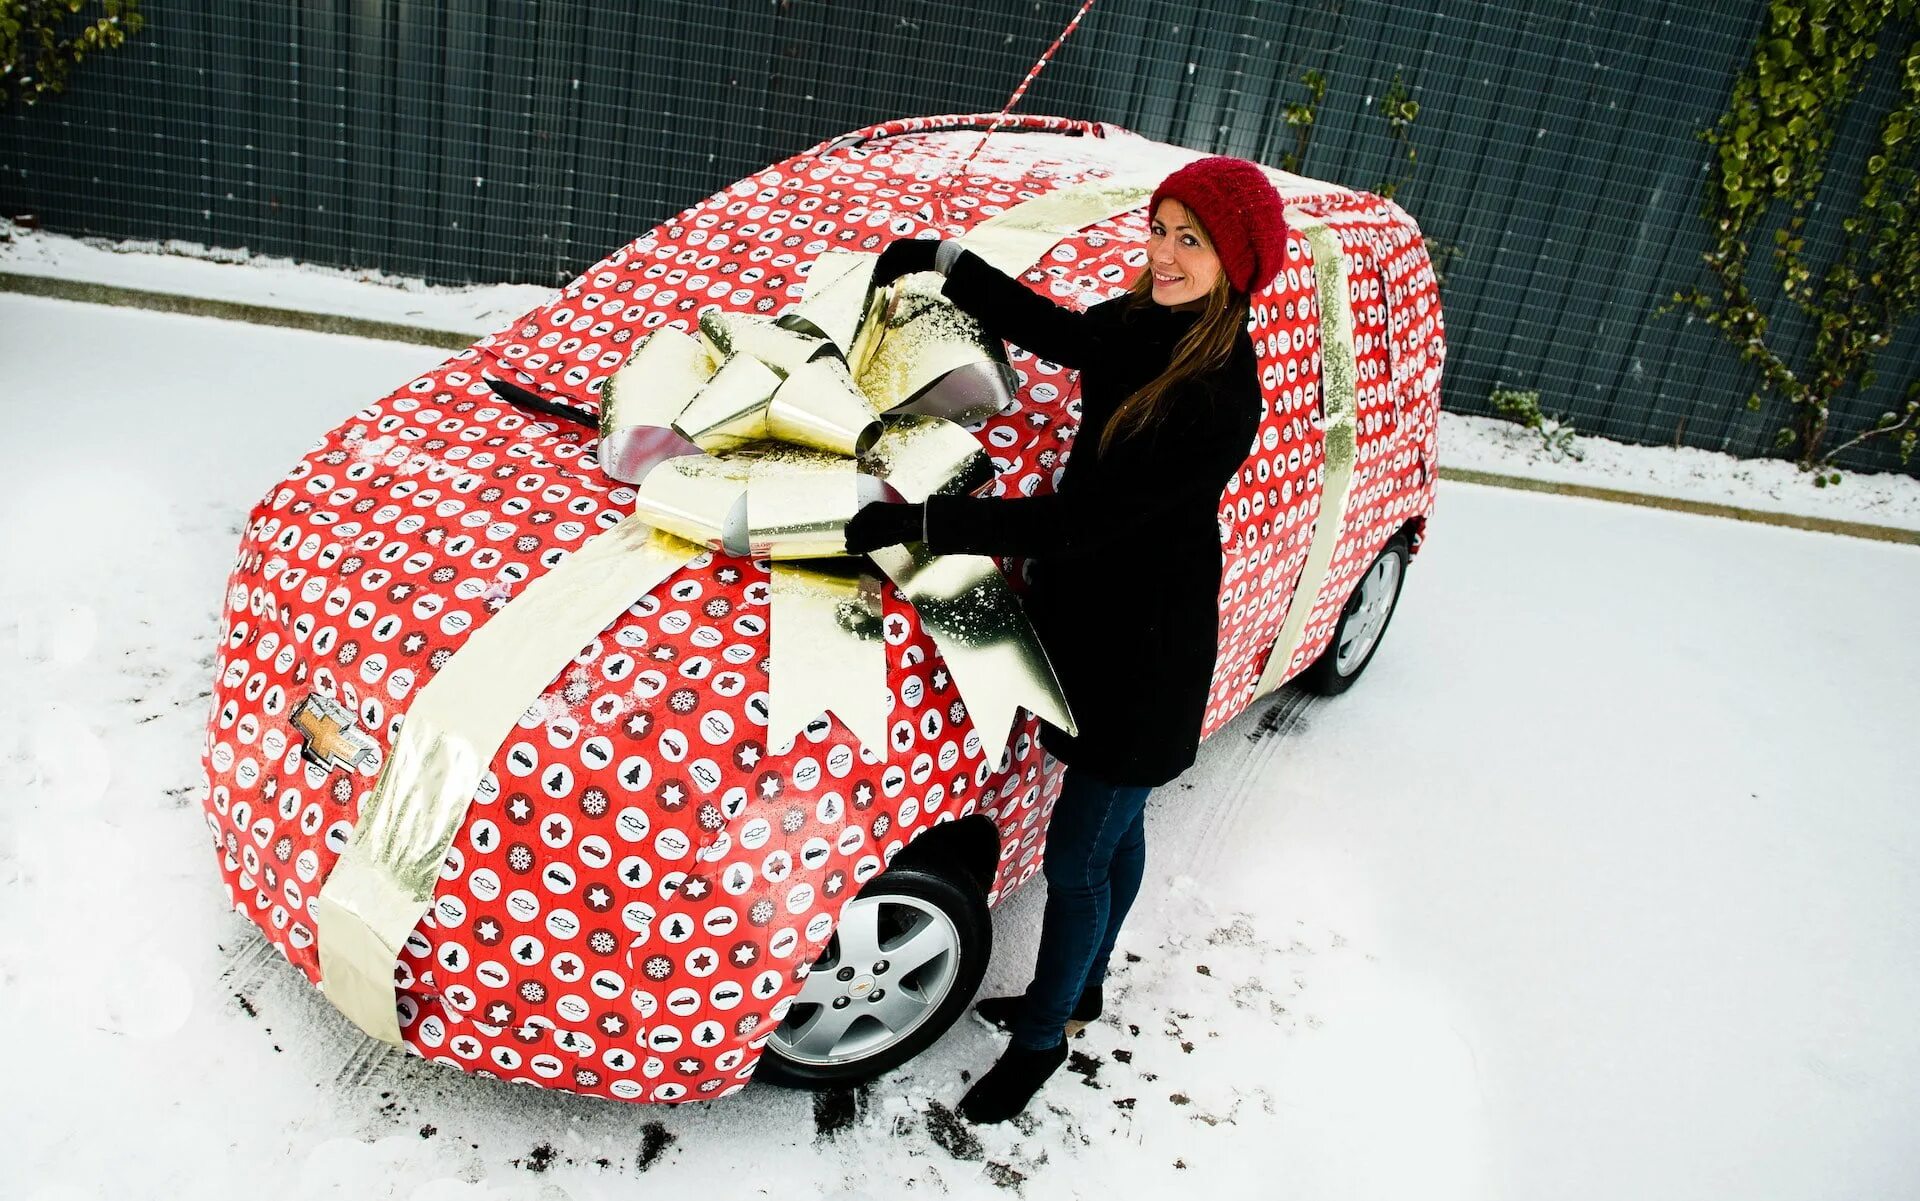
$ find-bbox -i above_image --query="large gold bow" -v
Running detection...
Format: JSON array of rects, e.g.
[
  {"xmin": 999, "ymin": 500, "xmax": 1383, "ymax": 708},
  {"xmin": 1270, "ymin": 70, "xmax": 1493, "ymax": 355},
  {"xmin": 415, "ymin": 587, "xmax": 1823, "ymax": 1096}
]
[{"xmin": 595, "ymin": 249, "xmax": 1075, "ymax": 755}]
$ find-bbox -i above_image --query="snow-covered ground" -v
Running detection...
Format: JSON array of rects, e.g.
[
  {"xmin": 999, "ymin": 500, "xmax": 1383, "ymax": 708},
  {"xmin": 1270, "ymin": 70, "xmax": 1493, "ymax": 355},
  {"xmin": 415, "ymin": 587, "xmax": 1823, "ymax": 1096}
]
[
  {"xmin": 6, "ymin": 223, "xmax": 1918, "ymax": 531},
  {"xmin": 0, "ymin": 224, "xmax": 552, "ymax": 335},
  {"xmin": 2, "ymin": 293, "xmax": 1917, "ymax": 1201}
]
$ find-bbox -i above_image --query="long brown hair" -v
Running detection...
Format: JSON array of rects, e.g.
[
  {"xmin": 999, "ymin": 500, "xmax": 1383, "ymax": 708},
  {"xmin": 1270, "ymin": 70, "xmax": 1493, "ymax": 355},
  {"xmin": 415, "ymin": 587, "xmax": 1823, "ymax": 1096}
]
[{"xmin": 1098, "ymin": 202, "xmax": 1250, "ymax": 457}]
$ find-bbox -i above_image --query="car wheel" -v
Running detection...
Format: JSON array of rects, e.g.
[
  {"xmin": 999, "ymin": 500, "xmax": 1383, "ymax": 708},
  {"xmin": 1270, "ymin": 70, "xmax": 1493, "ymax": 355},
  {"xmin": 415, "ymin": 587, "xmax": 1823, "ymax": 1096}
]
[
  {"xmin": 1298, "ymin": 533, "xmax": 1410, "ymax": 697},
  {"xmin": 752, "ymin": 861, "xmax": 991, "ymax": 1089}
]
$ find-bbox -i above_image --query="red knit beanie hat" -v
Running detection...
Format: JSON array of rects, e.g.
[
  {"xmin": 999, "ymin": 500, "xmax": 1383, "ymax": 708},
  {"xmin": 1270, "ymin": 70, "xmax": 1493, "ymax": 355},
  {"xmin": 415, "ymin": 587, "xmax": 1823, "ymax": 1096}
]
[{"xmin": 1148, "ymin": 155, "xmax": 1289, "ymax": 295}]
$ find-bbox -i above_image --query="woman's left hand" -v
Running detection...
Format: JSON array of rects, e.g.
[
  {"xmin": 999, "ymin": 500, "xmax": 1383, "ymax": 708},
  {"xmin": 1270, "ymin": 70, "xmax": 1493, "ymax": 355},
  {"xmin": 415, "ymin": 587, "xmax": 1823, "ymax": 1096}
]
[
  {"xmin": 843, "ymin": 501, "xmax": 925, "ymax": 553},
  {"xmin": 873, "ymin": 238, "xmax": 942, "ymax": 287}
]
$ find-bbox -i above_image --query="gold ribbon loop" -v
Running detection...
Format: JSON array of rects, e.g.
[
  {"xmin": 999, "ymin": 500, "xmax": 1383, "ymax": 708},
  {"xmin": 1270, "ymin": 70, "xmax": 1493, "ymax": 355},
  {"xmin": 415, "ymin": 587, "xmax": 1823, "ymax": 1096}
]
[
  {"xmin": 629, "ymin": 455, "xmax": 750, "ymax": 555},
  {"xmin": 597, "ymin": 328, "xmax": 709, "ymax": 479},
  {"xmin": 671, "ymin": 352, "xmax": 787, "ymax": 454},
  {"xmin": 856, "ymin": 275, "xmax": 1014, "ymax": 422}
]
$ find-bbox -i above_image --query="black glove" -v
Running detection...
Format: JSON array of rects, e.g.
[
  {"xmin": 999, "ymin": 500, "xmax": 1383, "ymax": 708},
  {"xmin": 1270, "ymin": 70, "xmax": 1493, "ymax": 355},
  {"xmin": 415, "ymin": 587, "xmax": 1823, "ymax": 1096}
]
[
  {"xmin": 873, "ymin": 237, "xmax": 942, "ymax": 287},
  {"xmin": 844, "ymin": 500, "xmax": 925, "ymax": 553}
]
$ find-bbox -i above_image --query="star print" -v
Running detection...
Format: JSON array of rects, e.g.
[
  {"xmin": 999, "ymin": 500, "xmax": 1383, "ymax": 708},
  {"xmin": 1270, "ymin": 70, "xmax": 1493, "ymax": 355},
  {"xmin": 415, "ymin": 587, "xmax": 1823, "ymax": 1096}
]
[
  {"xmin": 677, "ymin": 1057, "xmax": 701, "ymax": 1074},
  {"xmin": 735, "ymin": 744, "xmax": 760, "ymax": 768},
  {"xmin": 824, "ymin": 873, "xmax": 844, "ymax": 896},
  {"xmin": 932, "ymin": 668, "xmax": 950, "ymax": 690},
  {"xmin": 263, "ymin": 777, "xmax": 278, "ymax": 801},
  {"xmin": 758, "ymin": 775, "xmax": 781, "ymax": 798},
  {"xmin": 585, "ymin": 885, "xmax": 612, "ymax": 910},
  {"xmin": 554, "ymin": 955, "xmax": 580, "ymax": 976},
  {"xmin": 689, "ymin": 950, "xmax": 715, "ymax": 973},
  {"xmin": 486, "ymin": 596, "xmax": 508, "ymax": 612},
  {"xmin": 508, "ymin": 796, "xmax": 532, "ymax": 821},
  {"xmin": 854, "ymin": 782, "xmax": 873, "ymax": 805},
  {"xmin": 680, "ymin": 877, "xmax": 711, "ymax": 901},
  {"xmin": 477, "ymin": 918, "xmax": 501, "ymax": 941},
  {"xmin": 716, "ymin": 566, "xmax": 740, "ymax": 584},
  {"xmin": 731, "ymin": 944, "xmax": 757, "ymax": 966},
  {"xmin": 403, "ymin": 632, "xmax": 427, "ymax": 653},
  {"xmin": 544, "ymin": 818, "xmax": 566, "ymax": 841},
  {"xmin": 424, "ymin": 528, "xmax": 444, "ymax": 545},
  {"xmin": 600, "ymin": 1013, "xmax": 627, "ymax": 1035},
  {"xmin": 884, "ymin": 614, "xmax": 908, "ymax": 639},
  {"xmin": 487, "ymin": 1002, "xmax": 512, "ymax": 1023},
  {"xmin": 625, "ymin": 712, "xmax": 652, "ymax": 737},
  {"xmin": 651, "ymin": 646, "xmax": 676, "ymax": 661},
  {"xmin": 659, "ymin": 782, "xmax": 685, "ymax": 805}
]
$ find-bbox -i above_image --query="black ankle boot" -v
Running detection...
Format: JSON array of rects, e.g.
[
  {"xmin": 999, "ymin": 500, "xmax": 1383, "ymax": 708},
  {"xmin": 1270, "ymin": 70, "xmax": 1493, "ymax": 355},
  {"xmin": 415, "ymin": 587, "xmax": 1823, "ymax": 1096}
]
[
  {"xmin": 973, "ymin": 983, "xmax": 1103, "ymax": 1035},
  {"xmin": 959, "ymin": 1037, "xmax": 1071, "ymax": 1124}
]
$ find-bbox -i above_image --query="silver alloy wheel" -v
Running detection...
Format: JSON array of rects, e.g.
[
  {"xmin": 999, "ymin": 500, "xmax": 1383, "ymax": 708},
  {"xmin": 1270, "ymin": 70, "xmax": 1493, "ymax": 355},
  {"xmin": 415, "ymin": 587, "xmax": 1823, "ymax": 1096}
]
[
  {"xmin": 769, "ymin": 892, "xmax": 963, "ymax": 1066},
  {"xmin": 1334, "ymin": 550, "xmax": 1404, "ymax": 675}
]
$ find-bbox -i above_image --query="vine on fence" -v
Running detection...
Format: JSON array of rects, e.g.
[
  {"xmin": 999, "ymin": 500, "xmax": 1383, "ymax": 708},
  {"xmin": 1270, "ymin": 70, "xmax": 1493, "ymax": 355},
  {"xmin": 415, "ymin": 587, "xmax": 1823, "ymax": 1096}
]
[
  {"xmin": 1668, "ymin": 0, "xmax": 1919, "ymax": 479},
  {"xmin": 1275, "ymin": 66, "xmax": 1462, "ymax": 286},
  {"xmin": 1, "ymin": 0, "xmax": 143, "ymax": 108}
]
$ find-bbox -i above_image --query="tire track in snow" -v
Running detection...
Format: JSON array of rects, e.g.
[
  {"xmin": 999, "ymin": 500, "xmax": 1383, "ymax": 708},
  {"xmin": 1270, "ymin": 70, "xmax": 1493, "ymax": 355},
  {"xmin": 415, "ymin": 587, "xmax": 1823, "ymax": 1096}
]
[{"xmin": 1178, "ymin": 689, "xmax": 1318, "ymax": 879}]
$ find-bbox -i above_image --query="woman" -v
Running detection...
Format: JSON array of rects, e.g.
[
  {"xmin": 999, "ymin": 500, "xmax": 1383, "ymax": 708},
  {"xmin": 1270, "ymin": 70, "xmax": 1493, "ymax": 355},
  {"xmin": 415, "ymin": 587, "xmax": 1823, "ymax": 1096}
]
[{"xmin": 844, "ymin": 155, "xmax": 1286, "ymax": 1124}]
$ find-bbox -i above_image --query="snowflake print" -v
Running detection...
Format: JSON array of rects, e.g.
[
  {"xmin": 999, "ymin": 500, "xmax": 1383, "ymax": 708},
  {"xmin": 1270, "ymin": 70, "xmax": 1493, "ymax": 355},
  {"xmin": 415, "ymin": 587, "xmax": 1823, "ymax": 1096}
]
[
  {"xmin": 579, "ymin": 787, "xmax": 609, "ymax": 818},
  {"xmin": 643, "ymin": 955, "xmax": 674, "ymax": 981},
  {"xmin": 516, "ymin": 535, "xmax": 540, "ymax": 553},
  {"xmin": 519, "ymin": 980, "xmax": 548, "ymax": 1004},
  {"xmin": 589, "ymin": 930, "xmax": 617, "ymax": 956},
  {"xmin": 667, "ymin": 688, "xmax": 698, "ymax": 715},
  {"xmin": 430, "ymin": 566, "xmax": 457, "ymax": 584},
  {"xmin": 507, "ymin": 843, "xmax": 535, "ymax": 874},
  {"xmin": 336, "ymin": 640, "xmax": 359, "ymax": 666},
  {"xmin": 703, "ymin": 597, "xmax": 730, "ymax": 618}
]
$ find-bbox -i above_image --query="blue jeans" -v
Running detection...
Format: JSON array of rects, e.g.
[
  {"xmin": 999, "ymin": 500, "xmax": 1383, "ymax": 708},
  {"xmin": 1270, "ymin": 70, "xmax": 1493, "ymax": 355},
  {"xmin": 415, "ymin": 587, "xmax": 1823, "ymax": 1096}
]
[{"xmin": 1009, "ymin": 765, "xmax": 1154, "ymax": 1050}]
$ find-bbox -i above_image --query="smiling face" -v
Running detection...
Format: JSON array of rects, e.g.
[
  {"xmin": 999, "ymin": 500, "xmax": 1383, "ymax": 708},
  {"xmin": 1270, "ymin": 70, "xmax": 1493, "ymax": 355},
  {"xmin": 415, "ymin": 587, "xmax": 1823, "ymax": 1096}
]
[{"xmin": 1146, "ymin": 198, "xmax": 1224, "ymax": 311}]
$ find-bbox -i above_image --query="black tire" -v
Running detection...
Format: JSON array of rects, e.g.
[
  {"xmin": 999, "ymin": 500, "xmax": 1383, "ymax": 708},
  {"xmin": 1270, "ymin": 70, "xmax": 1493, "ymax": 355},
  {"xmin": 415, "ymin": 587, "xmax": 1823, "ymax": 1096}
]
[
  {"xmin": 751, "ymin": 862, "xmax": 992, "ymax": 1090},
  {"xmin": 1297, "ymin": 533, "xmax": 1411, "ymax": 697}
]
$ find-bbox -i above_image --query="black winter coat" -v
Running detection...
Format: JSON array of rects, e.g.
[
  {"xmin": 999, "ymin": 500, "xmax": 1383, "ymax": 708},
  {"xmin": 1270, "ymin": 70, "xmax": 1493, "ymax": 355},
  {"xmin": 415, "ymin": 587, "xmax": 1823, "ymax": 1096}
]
[{"xmin": 922, "ymin": 250, "xmax": 1264, "ymax": 787}]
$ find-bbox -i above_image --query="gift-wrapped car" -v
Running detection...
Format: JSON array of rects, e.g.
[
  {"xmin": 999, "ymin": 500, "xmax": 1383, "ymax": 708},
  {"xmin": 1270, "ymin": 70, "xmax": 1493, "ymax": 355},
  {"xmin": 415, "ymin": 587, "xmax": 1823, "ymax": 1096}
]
[{"xmin": 201, "ymin": 112, "xmax": 1444, "ymax": 1104}]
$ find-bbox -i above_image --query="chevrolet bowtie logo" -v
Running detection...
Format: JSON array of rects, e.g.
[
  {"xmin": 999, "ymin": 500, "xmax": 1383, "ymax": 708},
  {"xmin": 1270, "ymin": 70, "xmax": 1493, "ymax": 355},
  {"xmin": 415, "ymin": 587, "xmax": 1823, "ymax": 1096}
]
[{"xmin": 291, "ymin": 693, "xmax": 380, "ymax": 775}]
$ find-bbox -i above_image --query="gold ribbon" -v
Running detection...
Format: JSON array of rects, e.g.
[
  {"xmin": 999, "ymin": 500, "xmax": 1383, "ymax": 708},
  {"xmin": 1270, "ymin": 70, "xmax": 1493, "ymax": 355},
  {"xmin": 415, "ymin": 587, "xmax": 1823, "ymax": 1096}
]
[
  {"xmin": 1254, "ymin": 210, "xmax": 1360, "ymax": 698},
  {"xmin": 315, "ymin": 174, "xmax": 1160, "ymax": 1046}
]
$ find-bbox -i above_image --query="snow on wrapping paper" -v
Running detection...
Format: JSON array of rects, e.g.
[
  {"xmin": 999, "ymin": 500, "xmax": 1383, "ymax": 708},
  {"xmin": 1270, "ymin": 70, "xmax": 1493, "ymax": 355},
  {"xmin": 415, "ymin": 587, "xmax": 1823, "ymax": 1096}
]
[{"xmin": 198, "ymin": 112, "xmax": 1442, "ymax": 1105}]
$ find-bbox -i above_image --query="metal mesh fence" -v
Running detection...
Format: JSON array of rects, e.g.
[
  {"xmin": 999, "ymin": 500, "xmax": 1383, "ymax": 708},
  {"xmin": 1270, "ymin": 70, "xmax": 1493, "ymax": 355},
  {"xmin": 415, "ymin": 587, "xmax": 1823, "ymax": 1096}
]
[{"xmin": 3, "ymin": 1, "xmax": 1915, "ymax": 474}]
